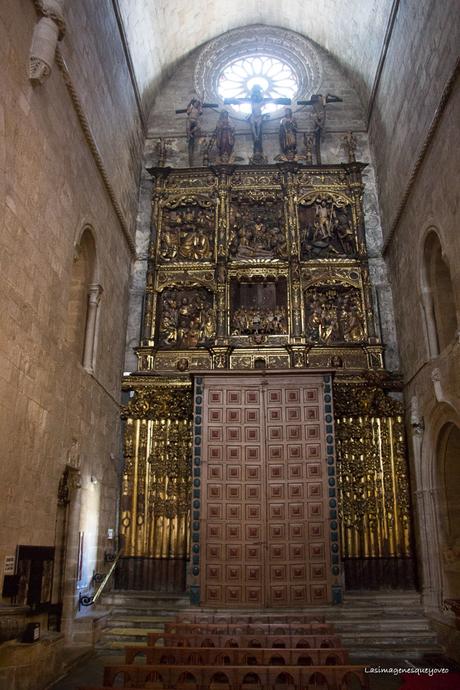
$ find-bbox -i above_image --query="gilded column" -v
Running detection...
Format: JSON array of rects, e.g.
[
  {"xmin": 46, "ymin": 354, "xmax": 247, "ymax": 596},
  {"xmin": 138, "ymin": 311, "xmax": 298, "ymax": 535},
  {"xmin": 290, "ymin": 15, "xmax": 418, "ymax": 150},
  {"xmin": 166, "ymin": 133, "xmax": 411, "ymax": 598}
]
[{"xmin": 215, "ymin": 167, "xmax": 230, "ymax": 344}]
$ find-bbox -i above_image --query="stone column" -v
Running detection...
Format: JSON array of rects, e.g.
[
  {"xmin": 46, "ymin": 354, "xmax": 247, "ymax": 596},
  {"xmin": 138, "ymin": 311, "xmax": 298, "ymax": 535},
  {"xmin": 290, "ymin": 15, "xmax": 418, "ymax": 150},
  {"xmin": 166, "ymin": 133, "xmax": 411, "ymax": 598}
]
[
  {"xmin": 421, "ymin": 287, "xmax": 439, "ymax": 357},
  {"xmin": 83, "ymin": 284, "xmax": 103, "ymax": 374}
]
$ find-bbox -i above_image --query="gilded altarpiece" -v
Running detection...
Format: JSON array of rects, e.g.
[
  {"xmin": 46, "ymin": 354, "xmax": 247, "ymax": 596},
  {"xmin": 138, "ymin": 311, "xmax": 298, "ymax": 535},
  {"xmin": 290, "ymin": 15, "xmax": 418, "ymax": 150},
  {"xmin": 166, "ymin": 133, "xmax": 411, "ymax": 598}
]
[{"xmin": 120, "ymin": 162, "xmax": 415, "ymax": 595}]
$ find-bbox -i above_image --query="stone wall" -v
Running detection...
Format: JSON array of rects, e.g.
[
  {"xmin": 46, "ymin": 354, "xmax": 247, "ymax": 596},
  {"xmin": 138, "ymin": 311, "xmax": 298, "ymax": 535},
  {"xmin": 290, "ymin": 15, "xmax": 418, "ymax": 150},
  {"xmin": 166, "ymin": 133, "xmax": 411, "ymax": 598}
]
[
  {"xmin": 369, "ymin": 0, "xmax": 460, "ymax": 237},
  {"xmin": 124, "ymin": 31, "xmax": 400, "ymax": 372},
  {"xmin": 385, "ymin": 71, "xmax": 460, "ymax": 659},
  {"xmin": 0, "ymin": 0, "xmax": 140, "ymax": 641}
]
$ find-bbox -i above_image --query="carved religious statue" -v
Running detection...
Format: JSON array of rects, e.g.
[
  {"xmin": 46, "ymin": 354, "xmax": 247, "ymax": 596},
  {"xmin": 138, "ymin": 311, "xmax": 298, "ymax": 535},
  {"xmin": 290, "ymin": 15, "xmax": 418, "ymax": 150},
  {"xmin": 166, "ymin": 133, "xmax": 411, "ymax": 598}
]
[
  {"xmin": 175, "ymin": 96, "xmax": 218, "ymax": 165},
  {"xmin": 224, "ymin": 84, "xmax": 291, "ymax": 163},
  {"xmin": 278, "ymin": 107, "xmax": 298, "ymax": 160},
  {"xmin": 297, "ymin": 93, "xmax": 343, "ymax": 164},
  {"xmin": 214, "ymin": 110, "xmax": 236, "ymax": 163},
  {"xmin": 343, "ymin": 131, "xmax": 357, "ymax": 163}
]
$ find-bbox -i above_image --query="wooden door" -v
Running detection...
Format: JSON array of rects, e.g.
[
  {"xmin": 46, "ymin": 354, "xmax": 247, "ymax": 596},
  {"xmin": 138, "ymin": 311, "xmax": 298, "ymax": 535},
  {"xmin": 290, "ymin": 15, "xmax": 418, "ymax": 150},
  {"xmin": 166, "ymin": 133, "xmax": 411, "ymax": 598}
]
[{"xmin": 200, "ymin": 374, "xmax": 331, "ymax": 607}]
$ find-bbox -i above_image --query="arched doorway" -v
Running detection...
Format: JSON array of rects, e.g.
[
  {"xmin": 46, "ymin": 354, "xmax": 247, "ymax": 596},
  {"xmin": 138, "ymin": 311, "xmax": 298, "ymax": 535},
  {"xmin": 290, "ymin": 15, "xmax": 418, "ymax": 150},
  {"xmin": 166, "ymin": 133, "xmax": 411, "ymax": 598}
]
[{"xmin": 437, "ymin": 423, "xmax": 460, "ymax": 599}]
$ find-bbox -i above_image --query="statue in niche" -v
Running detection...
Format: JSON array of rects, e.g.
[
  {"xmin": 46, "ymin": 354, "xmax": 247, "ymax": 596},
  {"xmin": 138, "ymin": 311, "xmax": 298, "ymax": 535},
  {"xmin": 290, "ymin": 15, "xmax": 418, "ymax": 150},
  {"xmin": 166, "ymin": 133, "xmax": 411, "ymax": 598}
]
[
  {"xmin": 278, "ymin": 108, "xmax": 298, "ymax": 160},
  {"xmin": 158, "ymin": 288, "xmax": 215, "ymax": 349},
  {"xmin": 224, "ymin": 84, "xmax": 291, "ymax": 163},
  {"xmin": 299, "ymin": 195, "xmax": 356, "ymax": 259},
  {"xmin": 229, "ymin": 202, "xmax": 286, "ymax": 260},
  {"xmin": 159, "ymin": 206, "xmax": 214, "ymax": 262},
  {"xmin": 305, "ymin": 286, "xmax": 365, "ymax": 345}
]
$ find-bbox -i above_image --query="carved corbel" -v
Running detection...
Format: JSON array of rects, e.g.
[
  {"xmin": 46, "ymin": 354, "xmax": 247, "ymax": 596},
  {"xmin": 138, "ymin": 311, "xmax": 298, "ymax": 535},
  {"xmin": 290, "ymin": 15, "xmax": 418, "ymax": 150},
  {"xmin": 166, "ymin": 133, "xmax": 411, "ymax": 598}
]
[
  {"xmin": 431, "ymin": 368, "xmax": 444, "ymax": 402},
  {"xmin": 29, "ymin": 0, "xmax": 66, "ymax": 85}
]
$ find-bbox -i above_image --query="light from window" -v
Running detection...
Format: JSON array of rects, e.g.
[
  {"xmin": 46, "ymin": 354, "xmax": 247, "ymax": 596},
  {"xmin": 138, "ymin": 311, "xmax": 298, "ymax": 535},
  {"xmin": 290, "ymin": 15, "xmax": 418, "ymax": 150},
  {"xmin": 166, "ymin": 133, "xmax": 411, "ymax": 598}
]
[{"xmin": 217, "ymin": 56, "xmax": 298, "ymax": 114}]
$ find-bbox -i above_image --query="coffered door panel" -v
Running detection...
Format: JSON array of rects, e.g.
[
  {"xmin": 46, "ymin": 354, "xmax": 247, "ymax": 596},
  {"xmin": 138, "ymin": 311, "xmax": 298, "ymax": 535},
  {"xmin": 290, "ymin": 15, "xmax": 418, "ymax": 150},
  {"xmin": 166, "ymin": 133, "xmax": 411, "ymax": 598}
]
[
  {"xmin": 265, "ymin": 377, "xmax": 331, "ymax": 606},
  {"xmin": 201, "ymin": 377, "xmax": 266, "ymax": 606},
  {"xmin": 200, "ymin": 374, "xmax": 331, "ymax": 608}
]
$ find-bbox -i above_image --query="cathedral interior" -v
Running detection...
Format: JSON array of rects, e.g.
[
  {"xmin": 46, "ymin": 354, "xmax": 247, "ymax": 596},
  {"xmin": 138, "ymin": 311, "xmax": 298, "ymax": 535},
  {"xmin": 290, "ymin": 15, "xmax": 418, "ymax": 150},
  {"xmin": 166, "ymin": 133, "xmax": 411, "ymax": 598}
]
[{"xmin": 1, "ymin": 1, "xmax": 460, "ymax": 688}]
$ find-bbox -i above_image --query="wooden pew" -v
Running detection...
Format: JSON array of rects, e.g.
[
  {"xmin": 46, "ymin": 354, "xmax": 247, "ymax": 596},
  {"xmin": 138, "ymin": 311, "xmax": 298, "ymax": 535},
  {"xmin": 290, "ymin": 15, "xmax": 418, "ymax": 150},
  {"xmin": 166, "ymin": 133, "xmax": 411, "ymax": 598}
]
[
  {"xmin": 101, "ymin": 663, "xmax": 369, "ymax": 689},
  {"xmin": 124, "ymin": 644, "xmax": 349, "ymax": 665},
  {"xmin": 147, "ymin": 631, "xmax": 344, "ymax": 649},
  {"xmin": 175, "ymin": 613, "xmax": 326, "ymax": 625},
  {"xmin": 164, "ymin": 621, "xmax": 333, "ymax": 635}
]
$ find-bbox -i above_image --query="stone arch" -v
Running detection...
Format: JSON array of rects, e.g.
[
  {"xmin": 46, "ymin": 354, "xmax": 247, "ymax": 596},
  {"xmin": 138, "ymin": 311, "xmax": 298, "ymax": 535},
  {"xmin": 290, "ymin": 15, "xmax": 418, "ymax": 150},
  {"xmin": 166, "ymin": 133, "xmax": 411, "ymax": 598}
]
[
  {"xmin": 420, "ymin": 228, "xmax": 457, "ymax": 357},
  {"xmin": 436, "ymin": 421, "xmax": 460, "ymax": 600},
  {"xmin": 66, "ymin": 225, "xmax": 103, "ymax": 373},
  {"xmin": 416, "ymin": 402, "xmax": 460, "ymax": 613}
]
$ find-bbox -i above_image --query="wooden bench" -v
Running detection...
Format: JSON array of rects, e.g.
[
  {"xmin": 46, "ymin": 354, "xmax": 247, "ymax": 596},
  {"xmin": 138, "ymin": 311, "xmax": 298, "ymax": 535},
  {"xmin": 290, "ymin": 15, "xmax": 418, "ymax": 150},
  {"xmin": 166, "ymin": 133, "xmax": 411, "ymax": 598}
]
[
  {"xmin": 101, "ymin": 662, "xmax": 369, "ymax": 689},
  {"xmin": 124, "ymin": 644, "xmax": 349, "ymax": 666},
  {"xmin": 164, "ymin": 622, "xmax": 333, "ymax": 636},
  {"xmin": 147, "ymin": 632, "xmax": 343, "ymax": 649}
]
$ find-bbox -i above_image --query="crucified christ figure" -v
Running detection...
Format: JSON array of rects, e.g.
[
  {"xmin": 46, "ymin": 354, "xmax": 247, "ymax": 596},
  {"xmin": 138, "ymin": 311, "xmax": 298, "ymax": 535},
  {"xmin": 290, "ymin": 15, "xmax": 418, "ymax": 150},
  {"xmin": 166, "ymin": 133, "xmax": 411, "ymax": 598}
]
[
  {"xmin": 225, "ymin": 84, "xmax": 291, "ymax": 161},
  {"xmin": 297, "ymin": 93, "xmax": 343, "ymax": 164}
]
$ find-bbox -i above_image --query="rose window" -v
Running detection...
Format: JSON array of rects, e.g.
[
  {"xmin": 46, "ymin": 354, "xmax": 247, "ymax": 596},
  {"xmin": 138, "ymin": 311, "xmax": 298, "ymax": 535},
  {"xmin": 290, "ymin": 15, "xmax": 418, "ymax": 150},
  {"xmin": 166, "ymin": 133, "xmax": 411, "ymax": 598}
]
[{"xmin": 217, "ymin": 56, "xmax": 299, "ymax": 114}]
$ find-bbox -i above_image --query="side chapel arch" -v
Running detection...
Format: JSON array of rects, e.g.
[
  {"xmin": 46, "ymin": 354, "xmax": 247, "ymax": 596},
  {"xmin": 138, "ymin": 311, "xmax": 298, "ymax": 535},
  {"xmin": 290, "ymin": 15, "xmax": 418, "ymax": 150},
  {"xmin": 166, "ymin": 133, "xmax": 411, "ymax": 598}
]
[
  {"xmin": 66, "ymin": 225, "xmax": 103, "ymax": 373},
  {"xmin": 421, "ymin": 228, "xmax": 458, "ymax": 357},
  {"xmin": 436, "ymin": 421, "xmax": 460, "ymax": 601}
]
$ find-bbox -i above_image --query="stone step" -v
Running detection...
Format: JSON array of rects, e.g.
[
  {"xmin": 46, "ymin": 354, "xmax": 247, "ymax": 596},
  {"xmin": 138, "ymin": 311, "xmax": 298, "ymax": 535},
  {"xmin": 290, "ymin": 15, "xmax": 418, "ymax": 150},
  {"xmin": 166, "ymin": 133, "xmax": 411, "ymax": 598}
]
[
  {"xmin": 105, "ymin": 615, "xmax": 174, "ymax": 626},
  {"xmin": 95, "ymin": 590, "xmax": 444, "ymax": 659}
]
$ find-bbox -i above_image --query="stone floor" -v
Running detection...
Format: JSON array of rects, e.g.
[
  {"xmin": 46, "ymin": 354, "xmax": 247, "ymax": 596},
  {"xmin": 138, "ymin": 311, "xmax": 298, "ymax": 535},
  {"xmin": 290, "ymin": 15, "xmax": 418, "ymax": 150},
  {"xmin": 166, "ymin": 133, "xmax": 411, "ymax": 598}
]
[{"xmin": 46, "ymin": 650, "xmax": 460, "ymax": 690}]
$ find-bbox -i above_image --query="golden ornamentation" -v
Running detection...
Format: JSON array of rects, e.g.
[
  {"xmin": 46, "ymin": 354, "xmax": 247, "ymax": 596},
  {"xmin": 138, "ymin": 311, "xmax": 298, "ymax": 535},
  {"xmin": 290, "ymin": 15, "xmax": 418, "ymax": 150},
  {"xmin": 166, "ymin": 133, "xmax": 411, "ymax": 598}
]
[
  {"xmin": 120, "ymin": 383, "xmax": 193, "ymax": 558},
  {"xmin": 305, "ymin": 284, "xmax": 366, "ymax": 344},
  {"xmin": 121, "ymin": 163, "xmax": 413, "ymax": 581},
  {"xmin": 158, "ymin": 197, "xmax": 216, "ymax": 263},
  {"xmin": 299, "ymin": 192, "xmax": 356, "ymax": 259},
  {"xmin": 334, "ymin": 381, "xmax": 411, "ymax": 560}
]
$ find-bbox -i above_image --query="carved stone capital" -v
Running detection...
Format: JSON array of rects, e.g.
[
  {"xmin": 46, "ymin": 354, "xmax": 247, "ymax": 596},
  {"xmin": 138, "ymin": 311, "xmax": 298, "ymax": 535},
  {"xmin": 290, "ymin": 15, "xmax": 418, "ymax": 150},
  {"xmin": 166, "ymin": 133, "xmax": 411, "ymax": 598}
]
[{"xmin": 88, "ymin": 283, "xmax": 103, "ymax": 306}]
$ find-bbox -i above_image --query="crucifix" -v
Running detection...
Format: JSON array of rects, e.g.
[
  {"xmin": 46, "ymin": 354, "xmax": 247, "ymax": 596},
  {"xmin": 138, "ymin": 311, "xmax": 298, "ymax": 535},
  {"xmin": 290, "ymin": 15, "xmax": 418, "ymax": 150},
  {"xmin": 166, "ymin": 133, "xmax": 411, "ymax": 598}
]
[
  {"xmin": 176, "ymin": 97, "xmax": 218, "ymax": 166},
  {"xmin": 225, "ymin": 85, "xmax": 291, "ymax": 163},
  {"xmin": 297, "ymin": 93, "xmax": 343, "ymax": 164}
]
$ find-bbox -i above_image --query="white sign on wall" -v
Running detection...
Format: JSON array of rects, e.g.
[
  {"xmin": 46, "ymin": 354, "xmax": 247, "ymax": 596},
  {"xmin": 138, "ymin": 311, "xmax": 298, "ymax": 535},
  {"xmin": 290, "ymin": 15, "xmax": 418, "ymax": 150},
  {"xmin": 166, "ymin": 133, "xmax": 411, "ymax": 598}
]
[{"xmin": 4, "ymin": 555, "xmax": 15, "ymax": 575}]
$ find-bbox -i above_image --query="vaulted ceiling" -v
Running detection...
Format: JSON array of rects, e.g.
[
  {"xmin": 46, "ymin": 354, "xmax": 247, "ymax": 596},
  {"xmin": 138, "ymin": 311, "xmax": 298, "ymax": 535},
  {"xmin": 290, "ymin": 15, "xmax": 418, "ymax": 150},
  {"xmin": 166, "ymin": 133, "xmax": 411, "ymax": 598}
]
[{"xmin": 116, "ymin": 0, "xmax": 394, "ymax": 118}]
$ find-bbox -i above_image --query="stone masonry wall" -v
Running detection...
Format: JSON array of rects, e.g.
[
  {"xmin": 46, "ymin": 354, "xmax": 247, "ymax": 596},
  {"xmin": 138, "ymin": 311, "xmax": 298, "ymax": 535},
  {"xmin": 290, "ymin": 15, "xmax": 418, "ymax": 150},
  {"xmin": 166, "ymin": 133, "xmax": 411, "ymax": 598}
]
[
  {"xmin": 369, "ymin": 0, "xmax": 460, "ymax": 237},
  {"xmin": 0, "ymin": 0, "xmax": 141, "ymax": 620},
  {"xmin": 385, "ymin": 72, "xmax": 460, "ymax": 658}
]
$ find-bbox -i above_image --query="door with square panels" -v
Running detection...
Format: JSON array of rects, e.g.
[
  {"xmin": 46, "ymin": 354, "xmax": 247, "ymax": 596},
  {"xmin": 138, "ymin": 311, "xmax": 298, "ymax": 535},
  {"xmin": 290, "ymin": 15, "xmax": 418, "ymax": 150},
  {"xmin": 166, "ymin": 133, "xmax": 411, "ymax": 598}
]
[{"xmin": 200, "ymin": 374, "xmax": 331, "ymax": 607}]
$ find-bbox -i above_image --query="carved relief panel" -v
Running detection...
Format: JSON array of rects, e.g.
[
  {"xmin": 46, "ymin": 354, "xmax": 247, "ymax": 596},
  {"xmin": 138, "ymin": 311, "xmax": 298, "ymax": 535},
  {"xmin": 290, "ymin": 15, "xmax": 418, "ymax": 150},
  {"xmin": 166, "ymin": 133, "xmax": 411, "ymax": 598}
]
[
  {"xmin": 229, "ymin": 193, "xmax": 286, "ymax": 261},
  {"xmin": 140, "ymin": 163, "xmax": 383, "ymax": 372},
  {"xmin": 304, "ymin": 284, "xmax": 366, "ymax": 345},
  {"xmin": 156, "ymin": 287, "xmax": 215, "ymax": 349},
  {"xmin": 157, "ymin": 197, "xmax": 216, "ymax": 264},
  {"xmin": 298, "ymin": 193, "xmax": 357, "ymax": 260}
]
